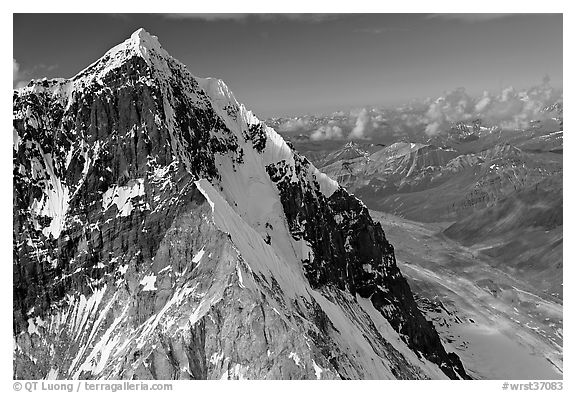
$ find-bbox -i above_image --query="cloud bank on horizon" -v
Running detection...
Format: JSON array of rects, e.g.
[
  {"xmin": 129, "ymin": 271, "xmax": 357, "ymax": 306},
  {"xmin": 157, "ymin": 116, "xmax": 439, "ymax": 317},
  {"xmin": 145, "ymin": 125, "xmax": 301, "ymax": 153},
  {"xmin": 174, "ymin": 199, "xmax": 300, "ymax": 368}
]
[
  {"xmin": 275, "ymin": 79, "xmax": 562, "ymax": 141},
  {"xmin": 425, "ymin": 14, "xmax": 518, "ymax": 23}
]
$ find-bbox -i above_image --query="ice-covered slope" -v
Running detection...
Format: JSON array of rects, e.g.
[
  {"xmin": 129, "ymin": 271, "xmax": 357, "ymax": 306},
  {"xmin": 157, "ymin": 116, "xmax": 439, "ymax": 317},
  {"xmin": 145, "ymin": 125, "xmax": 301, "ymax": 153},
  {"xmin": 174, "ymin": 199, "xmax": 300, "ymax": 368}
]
[{"xmin": 13, "ymin": 28, "xmax": 467, "ymax": 379}]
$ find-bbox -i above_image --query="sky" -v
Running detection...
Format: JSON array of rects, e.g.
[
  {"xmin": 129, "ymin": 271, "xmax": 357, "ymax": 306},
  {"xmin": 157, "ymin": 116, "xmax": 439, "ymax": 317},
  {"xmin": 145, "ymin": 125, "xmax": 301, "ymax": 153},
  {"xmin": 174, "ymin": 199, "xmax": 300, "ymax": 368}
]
[{"xmin": 13, "ymin": 13, "xmax": 562, "ymax": 118}]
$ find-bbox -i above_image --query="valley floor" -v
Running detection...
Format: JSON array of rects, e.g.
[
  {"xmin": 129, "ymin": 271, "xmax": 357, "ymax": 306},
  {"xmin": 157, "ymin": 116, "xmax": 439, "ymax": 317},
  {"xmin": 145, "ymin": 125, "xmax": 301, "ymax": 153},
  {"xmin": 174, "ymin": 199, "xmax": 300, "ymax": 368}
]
[{"xmin": 370, "ymin": 211, "xmax": 563, "ymax": 380}]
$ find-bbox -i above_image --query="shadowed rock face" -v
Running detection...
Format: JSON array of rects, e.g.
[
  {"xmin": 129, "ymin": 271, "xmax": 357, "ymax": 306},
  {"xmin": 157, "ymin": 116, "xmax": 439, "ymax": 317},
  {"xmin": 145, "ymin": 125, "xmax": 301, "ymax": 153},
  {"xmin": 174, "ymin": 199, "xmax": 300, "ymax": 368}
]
[
  {"xmin": 267, "ymin": 156, "xmax": 467, "ymax": 378},
  {"xmin": 13, "ymin": 29, "xmax": 468, "ymax": 380}
]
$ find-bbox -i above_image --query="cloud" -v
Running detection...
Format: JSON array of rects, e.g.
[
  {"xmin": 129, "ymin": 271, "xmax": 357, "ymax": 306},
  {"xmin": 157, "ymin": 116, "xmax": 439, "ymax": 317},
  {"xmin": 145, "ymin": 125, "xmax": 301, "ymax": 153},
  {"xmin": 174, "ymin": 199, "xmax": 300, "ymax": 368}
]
[
  {"xmin": 277, "ymin": 78, "xmax": 561, "ymax": 142},
  {"xmin": 426, "ymin": 13, "xmax": 518, "ymax": 23},
  {"xmin": 106, "ymin": 13, "xmax": 133, "ymax": 20},
  {"xmin": 424, "ymin": 122, "xmax": 442, "ymax": 136},
  {"xmin": 422, "ymin": 87, "xmax": 475, "ymax": 136},
  {"xmin": 162, "ymin": 13, "xmax": 250, "ymax": 21},
  {"xmin": 13, "ymin": 59, "xmax": 20, "ymax": 81},
  {"xmin": 474, "ymin": 92, "xmax": 492, "ymax": 112},
  {"xmin": 419, "ymin": 81, "xmax": 562, "ymax": 134},
  {"xmin": 13, "ymin": 59, "xmax": 28, "ymax": 89},
  {"xmin": 278, "ymin": 118, "xmax": 311, "ymax": 132},
  {"xmin": 354, "ymin": 27, "xmax": 409, "ymax": 34},
  {"xmin": 279, "ymin": 14, "xmax": 341, "ymax": 23},
  {"xmin": 39, "ymin": 64, "xmax": 59, "ymax": 72},
  {"xmin": 13, "ymin": 60, "xmax": 59, "ymax": 89},
  {"xmin": 348, "ymin": 108, "xmax": 375, "ymax": 139},
  {"xmin": 310, "ymin": 125, "xmax": 344, "ymax": 141},
  {"xmin": 161, "ymin": 13, "xmax": 341, "ymax": 23}
]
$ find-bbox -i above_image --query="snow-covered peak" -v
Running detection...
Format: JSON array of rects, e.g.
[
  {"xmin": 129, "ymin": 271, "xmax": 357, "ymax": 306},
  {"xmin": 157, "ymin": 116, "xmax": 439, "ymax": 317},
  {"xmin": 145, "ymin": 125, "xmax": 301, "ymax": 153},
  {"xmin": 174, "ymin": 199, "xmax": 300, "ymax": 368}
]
[
  {"xmin": 130, "ymin": 28, "xmax": 160, "ymax": 48},
  {"xmin": 128, "ymin": 28, "xmax": 169, "ymax": 64},
  {"xmin": 72, "ymin": 27, "xmax": 176, "ymax": 86}
]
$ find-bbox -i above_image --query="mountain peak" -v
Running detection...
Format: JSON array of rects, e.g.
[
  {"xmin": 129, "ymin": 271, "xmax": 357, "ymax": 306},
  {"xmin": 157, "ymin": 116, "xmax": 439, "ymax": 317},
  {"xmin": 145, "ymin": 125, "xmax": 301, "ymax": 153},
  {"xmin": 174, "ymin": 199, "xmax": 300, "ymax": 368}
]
[
  {"xmin": 131, "ymin": 27, "xmax": 155, "ymax": 41},
  {"xmin": 69, "ymin": 27, "xmax": 178, "ymax": 86},
  {"xmin": 129, "ymin": 27, "xmax": 163, "ymax": 54}
]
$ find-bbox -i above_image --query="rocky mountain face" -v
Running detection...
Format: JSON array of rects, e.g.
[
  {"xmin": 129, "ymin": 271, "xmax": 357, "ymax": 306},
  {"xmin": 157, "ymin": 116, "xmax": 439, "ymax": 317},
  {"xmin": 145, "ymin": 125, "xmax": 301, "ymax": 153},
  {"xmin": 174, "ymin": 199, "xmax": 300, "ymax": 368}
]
[
  {"xmin": 319, "ymin": 139, "xmax": 561, "ymax": 223},
  {"xmin": 13, "ymin": 29, "xmax": 468, "ymax": 380},
  {"xmin": 320, "ymin": 142, "xmax": 460, "ymax": 207},
  {"xmin": 443, "ymin": 174, "xmax": 563, "ymax": 296}
]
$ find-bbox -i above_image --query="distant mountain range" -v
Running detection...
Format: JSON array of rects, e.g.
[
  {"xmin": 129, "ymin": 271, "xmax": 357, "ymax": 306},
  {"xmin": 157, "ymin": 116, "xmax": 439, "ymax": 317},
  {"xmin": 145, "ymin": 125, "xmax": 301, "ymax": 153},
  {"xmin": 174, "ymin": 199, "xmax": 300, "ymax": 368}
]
[
  {"xmin": 286, "ymin": 116, "xmax": 562, "ymax": 299},
  {"xmin": 268, "ymin": 81, "xmax": 562, "ymax": 144}
]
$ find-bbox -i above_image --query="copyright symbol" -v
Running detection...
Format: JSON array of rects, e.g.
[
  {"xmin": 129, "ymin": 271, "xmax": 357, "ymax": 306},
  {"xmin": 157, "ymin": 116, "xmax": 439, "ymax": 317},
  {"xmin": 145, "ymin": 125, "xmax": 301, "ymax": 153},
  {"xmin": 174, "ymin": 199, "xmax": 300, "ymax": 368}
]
[{"xmin": 13, "ymin": 382, "xmax": 22, "ymax": 391}]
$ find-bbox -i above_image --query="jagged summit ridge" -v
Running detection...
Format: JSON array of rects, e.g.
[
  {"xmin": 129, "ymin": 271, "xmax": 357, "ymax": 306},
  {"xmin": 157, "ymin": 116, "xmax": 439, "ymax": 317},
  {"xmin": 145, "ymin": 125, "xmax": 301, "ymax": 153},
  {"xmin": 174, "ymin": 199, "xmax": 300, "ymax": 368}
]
[{"xmin": 13, "ymin": 29, "xmax": 468, "ymax": 379}]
